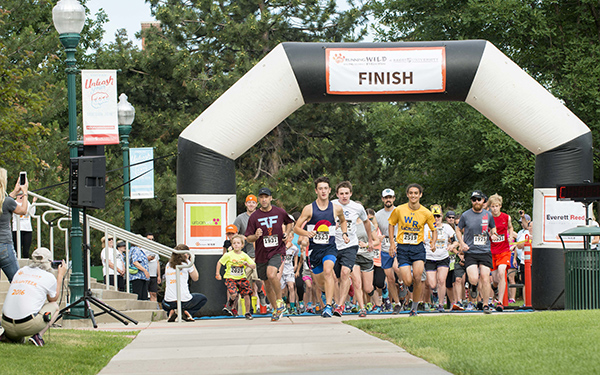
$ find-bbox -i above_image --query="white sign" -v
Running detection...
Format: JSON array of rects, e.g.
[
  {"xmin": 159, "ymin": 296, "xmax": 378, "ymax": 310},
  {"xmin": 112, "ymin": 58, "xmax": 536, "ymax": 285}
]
[
  {"xmin": 326, "ymin": 47, "xmax": 446, "ymax": 95},
  {"xmin": 81, "ymin": 70, "xmax": 119, "ymax": 145},
  {"xmin": 130, "ymin": 148, "xmax": 154, "ymax": 199},
  {"xmin": 542, "ymin": 194, "xmax": 587, "ymax": 244}
]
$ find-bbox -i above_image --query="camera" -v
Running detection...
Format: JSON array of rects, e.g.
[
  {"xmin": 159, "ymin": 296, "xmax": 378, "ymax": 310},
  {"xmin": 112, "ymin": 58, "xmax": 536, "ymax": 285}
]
[
  {"xmin": 51, "ymin": 260, "xmax": 63, "ymax": 269},
  {"xmin": 19, "ymin": 171, "xmax": 27, "ymax": 186}
]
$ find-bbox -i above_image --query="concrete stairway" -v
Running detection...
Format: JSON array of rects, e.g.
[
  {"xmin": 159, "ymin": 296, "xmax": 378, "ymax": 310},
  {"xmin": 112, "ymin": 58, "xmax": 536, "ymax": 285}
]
[{"xmin": 0, "ymin": 261, "xmax": 166, "ymax": 328}]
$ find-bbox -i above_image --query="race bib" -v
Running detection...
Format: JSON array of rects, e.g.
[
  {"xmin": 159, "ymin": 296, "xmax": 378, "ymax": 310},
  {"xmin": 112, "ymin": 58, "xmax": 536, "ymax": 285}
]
[
  {"xmin": 230, "ymin": 266, "xmax": 244, "ymax": 277},
  {"xmin": 359, "ymin": 246, "xmax": 368, "ymax": 253},
  {"xmin": 382, "ymin": 237, "xmax": 390, "ymax": 246},
  {"xmin": 346, "ymin": 220, "xmax": 353, "ymax": 231},
  {"xmin": 403, "ymin": 232, "xmax": 418, "ymax": 245},
  {"xmin": 492, "ymin": 234, "xmax": 505, "ymax": 243},
  {"xmin": 373, "ymin": 249, "xmax": 380, "ymax": 258},
  {"xmin": 263, "ymin": 235, "xmax": 279, "ymax": 248},
  {"xmin": 474, "ymin": 234, "xmax": 487, "ymax": 246},
  {"xmin": 313, "ymin": 231, "xmax": 330, "ymax": 245},
  {"xmin": 285, "ymin": 254, "xmax": 294, "ymax": 264}
]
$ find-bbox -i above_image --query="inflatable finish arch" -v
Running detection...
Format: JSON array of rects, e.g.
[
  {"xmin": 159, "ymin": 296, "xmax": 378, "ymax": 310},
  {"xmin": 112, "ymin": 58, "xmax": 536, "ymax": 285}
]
[{"xmin": 177, "ymin": 40, "xmax": 592, "ymax": 314}]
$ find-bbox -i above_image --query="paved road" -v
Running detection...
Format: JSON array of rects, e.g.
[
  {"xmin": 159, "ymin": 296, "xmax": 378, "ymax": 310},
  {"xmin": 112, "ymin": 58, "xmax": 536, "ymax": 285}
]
[{"xmin": 98, "ymin": 314, "xmax": 451, "ymax": 375}]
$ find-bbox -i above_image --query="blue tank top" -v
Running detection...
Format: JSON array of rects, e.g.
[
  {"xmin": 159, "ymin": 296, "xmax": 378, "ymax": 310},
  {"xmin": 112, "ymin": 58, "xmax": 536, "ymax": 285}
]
[{"xmin": 307, "ymin": 201, "xmax": 336, "ymax": 249}]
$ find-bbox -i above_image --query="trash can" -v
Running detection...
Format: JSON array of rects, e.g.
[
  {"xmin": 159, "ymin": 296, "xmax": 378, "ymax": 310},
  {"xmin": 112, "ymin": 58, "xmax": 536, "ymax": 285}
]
[{"xmin": 564, "ymin": 250, "xmax": 600, "ymax": 310}]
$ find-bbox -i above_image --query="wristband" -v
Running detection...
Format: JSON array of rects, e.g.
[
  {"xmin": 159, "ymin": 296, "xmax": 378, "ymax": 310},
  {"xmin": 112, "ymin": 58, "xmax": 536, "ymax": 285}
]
[{"xmin": 343, "ymin": 232, "xmax": 348, "ymax": 236}]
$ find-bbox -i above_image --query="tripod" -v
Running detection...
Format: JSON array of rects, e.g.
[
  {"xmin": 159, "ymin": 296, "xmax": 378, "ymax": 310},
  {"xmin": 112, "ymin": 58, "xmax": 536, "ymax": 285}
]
[{"xmin": 57, "ymin": 208, "xmax": 138, "ymax": 328}]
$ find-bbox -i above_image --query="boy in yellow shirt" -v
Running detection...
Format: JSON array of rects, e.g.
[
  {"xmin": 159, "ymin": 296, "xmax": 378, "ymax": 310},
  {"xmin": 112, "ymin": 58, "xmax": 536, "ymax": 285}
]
[{"xmin": 216, "ymin": 235, "xmax": 256, "ymax": 319}]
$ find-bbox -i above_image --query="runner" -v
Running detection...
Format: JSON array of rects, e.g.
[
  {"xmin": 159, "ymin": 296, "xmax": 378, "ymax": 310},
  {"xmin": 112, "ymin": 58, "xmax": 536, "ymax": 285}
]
[
  {"xmin": 280, "ymin": 237, "xmax": 300, "ymax": 314},
  {"xmin": 294, "ymin": 176, "xmax": 349, "ymax": 318},
  {"xmin": 488, "ymin": 194, "xmax": 516, "ymax": 312},
  {"xmin": 388, "ymin": 183, "xmax": 437, "ymax": 317},
  {"xmin": 375, "ymin": 188, "xmax": 402, "ymax": 313},
  {"xmin": 424, "ymin": 205, "xmax": 458, "ymax": 312},
  {"xmin": 245, "ymin": 187, "xmax": 294, "ymax": 321},
  {"xmin": 455, "ymin": 190, "xmax": 499, "ymax": 314},
  {"xmin": 354, "ymin": 212, "xmax": 381, "ymax": 317},
  {"xmin": 331, "ymin": 181, "xmax": 373, "ymax": 317}
]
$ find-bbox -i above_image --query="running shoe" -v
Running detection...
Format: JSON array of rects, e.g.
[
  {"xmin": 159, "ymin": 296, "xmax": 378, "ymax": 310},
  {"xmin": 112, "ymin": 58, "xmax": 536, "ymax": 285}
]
[
  {"xmin": 465, "ymin": 302, "xmax": 475, "ymax": 311},
  {"xmin": 366, "ymin": 302, "xmax": 374, "ymax": 311},
  {"xmin": 476, "ymin": 301, "xmax": 483, "ymax": 311},
  {"xmin": 483, "ymin": 304, "xmax": 493, "ymax": 314},
  {"xmin": 222, "ymin": 306, "xmax": 233, "ymax": 316},
  {"xmin": 409, "ymin": 309, "xmax": 418, "ymax": 317},
  {"xmin": 29, "ymin": 334, "xmax": 44, "ymax": 347},
  {"xmin": 306, "ymin": 306, "xmax": 316, "ymax": 314},
  {"xmin": 495, "ymin": 303, "xmax": 504, "ymax": 312},
  {"xmin": 392, "ymin": 304, "xmax": 402, "ymax": 314},
  {"xmin": 451, "ymin": 303, "xmax": 464, "ymax": 311},
  {"xmin": 371, "ymin": 305, "xmax": 383, "ymax": 313},
  {"xmin": 358, "ymin": 309, "xmax": 368, "ymax": 318},
  {"xmin": 382, "ymin": 286, "xmax": 389, "ymax": 299},
  {"xmin": 508, "ymin": 298, "xmax": 516, "ymax": 304},
  {"xmin": 231, "ymin": 308, "xmax": 239, "ymax": 317},
  {"xmin": 383, "ymin": 298, "xmax": 393, "ymax": 311},
  {"xmin": 350, "ymin": 304, "xmax": 359, "ymax": 313},
  {"xmin": 469, "ymin": 284, "xmax": 478, "ymax": 299},
  {"xmin": 168, "ymin": 311, "xmax": 178, "ymax": 322},
  {"xmin": 245, "ymin": 312, "xmax": 254, "ymax": 320},
  {"xmin": 322, "ymin": 304, "xmax": 333, "ymax": 318},
  {"xmin": 333, "ymin": 304, "xmax": 344, "ymax": 317},
  {"xmin": 437, "ymin": 304, "xmax": 445, "ymax": 313}
]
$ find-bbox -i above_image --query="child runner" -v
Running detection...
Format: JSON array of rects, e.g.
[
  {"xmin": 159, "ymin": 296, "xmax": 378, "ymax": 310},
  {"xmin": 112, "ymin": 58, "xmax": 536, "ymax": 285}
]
[{"xmin": 280, "ymin": 237, "xmax": 300, "ymax": 314}]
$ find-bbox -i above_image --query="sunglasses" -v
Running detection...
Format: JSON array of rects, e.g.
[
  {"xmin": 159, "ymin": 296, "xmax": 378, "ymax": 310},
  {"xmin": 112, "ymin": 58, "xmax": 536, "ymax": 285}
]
[
  {"xmin": 471, "ymin": 198, "xmax": 483, "ymax": 202},
  {"xmin": 434, "ymin": 215, "xmax": 441, "ymax": 218},
  {"xmin": 446, "ymin": 216, "xmax": 455, "ymax": 219}
]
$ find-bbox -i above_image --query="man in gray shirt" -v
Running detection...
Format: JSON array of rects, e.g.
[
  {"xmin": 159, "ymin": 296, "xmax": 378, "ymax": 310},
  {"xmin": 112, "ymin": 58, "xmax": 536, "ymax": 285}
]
[{"xmin": 456, "ymin": 190, "xmax": 499, "ymax": 314}]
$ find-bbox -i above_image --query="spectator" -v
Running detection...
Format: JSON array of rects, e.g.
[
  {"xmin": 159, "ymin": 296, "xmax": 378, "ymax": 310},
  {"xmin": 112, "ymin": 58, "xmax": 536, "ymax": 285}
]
[
  {"xmin": 12, "ymin": 194, "xmax": 37, "ymax": 259},
  {"xmin": 1, "ymin": 247, "xmax": 67, "ymax": 346},
  {"xmin": 144, "ymin": 233, "xmax": 161, "ymax": 302},
  {"xmin": 129, "ymin": 244, "xmax": 150, "ymax": 300},
  {"xmin": 1, "ymin": 168, "xmax": 30, "ymax": 282},
  {"xmin": 101, "ymin": 235, "xmax": 124, "ymax": 290},
  {"xmin": 163, "ymin": 244, "xmax": 207, "ymax": 322}
]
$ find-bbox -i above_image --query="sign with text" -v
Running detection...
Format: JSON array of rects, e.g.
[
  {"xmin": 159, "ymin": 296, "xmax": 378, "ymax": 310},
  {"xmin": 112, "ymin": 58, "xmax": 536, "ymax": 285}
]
[
  {"xmin": 543, "ymin": 195, "xmax": 587, "ymax": 244},
  {"xmin": 326, "ymin": 47, "xmax": 446, "ymax": 95},
  {"xmin": 184, "ymin": 202, "xmax": 228, "ymax": 250},
  {"xmin": 81, "ymin": 70, "xmax": 119, "ymax": 145},
  {"xmin": 130, "ymin": 147, "xmax": 154, "ymax": 199}
]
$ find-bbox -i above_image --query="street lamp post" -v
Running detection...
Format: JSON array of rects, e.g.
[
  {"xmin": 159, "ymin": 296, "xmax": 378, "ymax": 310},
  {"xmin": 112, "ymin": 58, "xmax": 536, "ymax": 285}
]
[
  {"xmin": 52, "ymin": 0, "xmax": 86, "ymax": 317},
  {"xmin": 118, "ymin": 94, "xmax": 135, "ymax": 232}
]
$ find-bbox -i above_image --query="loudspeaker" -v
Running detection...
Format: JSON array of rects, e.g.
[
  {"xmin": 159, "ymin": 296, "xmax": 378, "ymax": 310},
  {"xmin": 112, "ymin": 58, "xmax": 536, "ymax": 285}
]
[{"xmin": 70, "ymin": 156, "xmax": 106, "ymax": 209}]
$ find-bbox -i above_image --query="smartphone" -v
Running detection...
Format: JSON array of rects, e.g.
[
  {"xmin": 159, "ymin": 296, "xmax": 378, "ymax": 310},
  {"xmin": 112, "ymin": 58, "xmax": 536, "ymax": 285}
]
[
  {"xmin": 19, "ymin": 171, "xmax": 27, "ymax": 186},
  {"xmin": 51, "ymin": 260, "xmax": 63, "ymax": 269}
]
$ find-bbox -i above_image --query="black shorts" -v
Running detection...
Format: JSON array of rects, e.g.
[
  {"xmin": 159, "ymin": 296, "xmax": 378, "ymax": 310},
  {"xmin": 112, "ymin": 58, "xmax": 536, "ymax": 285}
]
[
  {"xmin": 148, "ymin": 276, "xmax": 158, "ymax": 293},
  {"xmin": 464, "ymin": 252, "xmax": 493, "ymax": 269},
  {"xmin": 257, "ymin": 254, "xmax": 283, "ymax": 281},
  {"xmin": 425, "ymin": 257, "xmax": 450, "ymax": 272},
  {"xmin": 446, "ymin": 269, "xmax": 455, "ymax": 289},
  {"xmin": 309, "ymin": 244, "xmax": 338, "ymax": 274},
  {"xmin": 334, "ymin": 246, "xmax": 359, "ymax": 278}
]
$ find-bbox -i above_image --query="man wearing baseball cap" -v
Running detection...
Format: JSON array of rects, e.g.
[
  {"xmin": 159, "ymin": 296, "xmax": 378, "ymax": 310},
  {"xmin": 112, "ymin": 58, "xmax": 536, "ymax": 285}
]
[
  {"xmin": 245, "ymin": 187, "xmax": 294, "ymax": 321},
  {"xmin": 1, "ymin": 247, "xmax": 67, "ymax": 346}
]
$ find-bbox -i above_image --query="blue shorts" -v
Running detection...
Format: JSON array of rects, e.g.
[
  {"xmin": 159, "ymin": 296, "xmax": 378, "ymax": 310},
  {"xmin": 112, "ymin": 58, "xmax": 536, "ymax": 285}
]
[
  {"xmin": 309, "ymin": 244, "xmax": 337, "ymax": 275},
  {"xmin": 396, "ymin": 243, "xmax": 426, "ymax": 267},
  {"xmin": 381, "ymin": 250, "xmax": 395, "ymax": 270}
]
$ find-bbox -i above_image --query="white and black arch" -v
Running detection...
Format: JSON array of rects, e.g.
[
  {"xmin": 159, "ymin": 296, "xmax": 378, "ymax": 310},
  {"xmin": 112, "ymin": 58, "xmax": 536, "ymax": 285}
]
[{"xmin": 178, "ymin": 40, "xmax": 592, "ymax": 313}]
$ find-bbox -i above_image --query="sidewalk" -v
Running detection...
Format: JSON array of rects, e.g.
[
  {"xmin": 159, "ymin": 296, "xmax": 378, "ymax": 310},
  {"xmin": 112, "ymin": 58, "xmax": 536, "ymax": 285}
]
[{"xmin": 97, "ymin": 314, "xmax": 451, "ymax": 375}]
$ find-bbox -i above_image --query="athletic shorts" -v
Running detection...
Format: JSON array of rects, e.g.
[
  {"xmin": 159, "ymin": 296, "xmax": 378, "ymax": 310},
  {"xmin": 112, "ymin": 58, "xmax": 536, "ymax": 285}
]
[
  {"xmin": 301, "ymin": 267, "xmax": 312, "ymax": 281},
  {"xmin": 396, "ymin": 243, "xmax": 426, "ymax": 267},
  {"xmin": 257, "ymin": 254, "xmax": 283, "ymax": 281},
  {"xmin": 224, "ymin": 277, "xmax": 252, "ymax": 297},
  {"xmin": 280, "ymin": 272, "xmax": 296, "ymax": 289},
  {"xmin": 354, "ymin": 253, "xmax": 374, "ymax": 272},
  {"xmin": 373, "ymin": 265, "xmax": 386, "ymax": 289},
  {"xmin": 454, "ymin": 259, "xmax": 466, "ymax": 279},
  {"xmin": 334, "ymin": 246, "xmax": 359, "ymax": 278},
  {"xmin": 425, "ymin": 257, "xmax": 450, "ymax": 272},
  {"xmin": 445, "ymin": 269, "xmax": 455, "ymax": 289},
  {"xmin": 380, "ymin": 250, "xmax": 395, "ymax": 269},
  {"xmin": 309, "ymin": 244, "xmax": 337, "ymax": 275},
  {"xmin": 464, "ymin": 252, "xmax": 493, "ymax": 269},
  {"xmin": 492, "ymin": 251, "xmax": 511, "ymax": 271},
  {"xmin": 148, "ymin": 276, "xmax": 158, "ymax": 293}
]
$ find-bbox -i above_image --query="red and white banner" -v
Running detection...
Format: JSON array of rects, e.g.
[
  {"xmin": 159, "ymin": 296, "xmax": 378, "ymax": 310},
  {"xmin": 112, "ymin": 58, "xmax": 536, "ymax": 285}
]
[
  {"xmin": 82, "ymin": 70, "xmax": 119, "ymax": 145},
  {"xmin": 326, "ymin": 47, "xmax": 446, "ymax": 95}
]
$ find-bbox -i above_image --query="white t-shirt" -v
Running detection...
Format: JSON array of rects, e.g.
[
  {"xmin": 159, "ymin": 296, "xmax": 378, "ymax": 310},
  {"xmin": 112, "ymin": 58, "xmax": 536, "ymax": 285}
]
[
  {"xmin": 332, "ymin": 199, "xmax": 368, "ymax": 250},
  {"xmin": 101, "ymin": 247, "xmax": 124, "ymax": 276},
  {"xmin": 12, "ymin": 201, "xmax": 35, "ymax": 232},
  {"xmin": 164, "ymin": 263, "xmax": 193, "ymax": 302},
  {"xmin": 2, "ymin": 266, "xmax": 57, "ymax": 319},
  {"xmin": 282, "ymin": 244, "xmax": 299, "ymax": 276},
  {"xmin": 143, "ymin": 249, "xmax": 159, "ymax": 276},
  {"xmin": 516, "ymin": 229, "xmax": 530, "ymax": 264},
  {"xmin": 425, "ymin": 223, "xmax": 456, "ymax": 261}
]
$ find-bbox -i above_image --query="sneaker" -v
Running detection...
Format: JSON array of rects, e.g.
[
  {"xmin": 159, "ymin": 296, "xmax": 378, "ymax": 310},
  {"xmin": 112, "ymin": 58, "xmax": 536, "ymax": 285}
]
[
  {"xmin": 476, "ymin": 301, "xmax": 483, "ymax": 311},
  {"xmin": 409, "ymin": 309, "xmax": 418, "ymax": 317},
  {"xmin": 245, "ymin": 312, "xmax": 253, "ymax": 320},
  {"xmin": 392, "ymin": 304, "xmax": 402, "ymax": 314},
  {"xmin": 322, "ymin": 304, "xmax": 333, "ymax": 318},
  {"xmin": 465, "ymin": 302, "xmax": 475, "ymax": 311},
  {"xmin": 350, "ymin": 304, "xmax": 359, "ymax": 313},
  {"xmin": 451, "ymin": 303, "xmax": 464, "ymax": 311},
  {"xmin": 495, "ymin": 303, "xmax": 504, "ymax": 312},
  {"xmin": 231, "ymin": 308, "xmax": 239, "ymax": 317},
  {"xmin": 371, "ymin": 305, "xmax": 383, "ymax": 313},
  {"xmin": 358, "ymin": 309, "xmax": 367, "ymax": 317},
  {"xmin": 383, "ymin": 298, "xmax": 393, "ymax": 311},
  {"xmin": 275, "ymin": 305, "xmax": 286, "ymax": 319},
  {"xmin": 222, "ymin": 306, "xmax": 233, "ymax": 316},
  {"xmin": 29, "ymin": 334, "xmax": 44, "ymax": 347},
  {"xmin": 271, "ymin": 312, "xmax": 280, "ymax": 321},
  {"xmin": 469, "ymin": 284, "xmax": 478, "ymax": 299},
  {"xmin": 484, "ymin": 304, "xmax": 493, "ymax": 314},
  {"xmin": 366, "ymin": 302, "xmax": 373, "ymax": 311},
  {"xmin": 382, "ymin": 286, "xmax": 389, "ymax": 299},
  {"xmin": 508, "ymin": 298, "xmax": 516, "ymax": 304},
  {"xmin": 333, "ymin": 305, "xmax": 344, "ymax": 317},
  {"xmin": 289, "ymin": 307, "xmax": 298, "ymax": 315},
  {"xmin": 437, "ymin": 304, "xmax": 445, "ymax": 313},
  {"xmin": 306, "ymin": 306, "xmax": 315, "ymax": 314}
]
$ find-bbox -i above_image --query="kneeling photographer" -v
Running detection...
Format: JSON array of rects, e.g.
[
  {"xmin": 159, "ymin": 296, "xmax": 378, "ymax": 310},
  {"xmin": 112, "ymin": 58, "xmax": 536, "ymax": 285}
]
[{"xmin": 1, "ymin": 247, "xmax": 67, "ymax": 346}]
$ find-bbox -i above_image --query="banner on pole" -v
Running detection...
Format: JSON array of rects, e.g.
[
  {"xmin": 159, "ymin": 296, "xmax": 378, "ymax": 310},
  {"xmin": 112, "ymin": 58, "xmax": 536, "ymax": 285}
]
[
  {"xmin": 82, "ymin": 69, "xmax": 119, "ymax": 145},
  {"xmin": 130, "ymin": 147, "xmax": 154, "ymax": 199}
]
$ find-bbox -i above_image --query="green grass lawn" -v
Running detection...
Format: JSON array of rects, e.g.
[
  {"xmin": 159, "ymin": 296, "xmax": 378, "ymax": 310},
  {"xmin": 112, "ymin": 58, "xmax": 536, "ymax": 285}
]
[
  {"xmin": 0, "ymin": 329, "xmax": 136, "ymax": 375},
  {"xmin": 347, "ymin": 310, "xmax": 600, "ymax": 375}
]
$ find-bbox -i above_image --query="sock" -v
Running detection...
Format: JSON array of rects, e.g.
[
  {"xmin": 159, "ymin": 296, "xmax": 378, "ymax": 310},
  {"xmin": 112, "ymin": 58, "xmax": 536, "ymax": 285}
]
[
  {"xmin": 412, "ymin": 301, "xmax": 419, "ymax": 311},
  {"xmin": 488, "ymin": 297, "xmax": 493, "ymax": 305},
  {"xmin": 290, "ymin": 302, "xmax": 296, "ymax": 309},
  {"xmin": 408, "ymin": 283, "xmax": 414, "ymax": 293}
]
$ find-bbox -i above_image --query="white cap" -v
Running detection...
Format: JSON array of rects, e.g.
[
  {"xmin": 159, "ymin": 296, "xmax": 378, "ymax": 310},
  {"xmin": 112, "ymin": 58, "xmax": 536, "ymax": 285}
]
[{"xmin": 381, "ymin": 188, "xmax": 395, "ymax": 197}]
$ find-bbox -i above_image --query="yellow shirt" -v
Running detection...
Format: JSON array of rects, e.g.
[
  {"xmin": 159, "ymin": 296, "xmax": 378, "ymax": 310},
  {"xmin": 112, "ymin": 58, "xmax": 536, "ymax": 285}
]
[
  {"xmin": 388, "ymin": 203, "xmax": 435, "ymax": 245},
  {"xmin": 218, "ymin": 251, "xmax": 255, "ymax": 280}
]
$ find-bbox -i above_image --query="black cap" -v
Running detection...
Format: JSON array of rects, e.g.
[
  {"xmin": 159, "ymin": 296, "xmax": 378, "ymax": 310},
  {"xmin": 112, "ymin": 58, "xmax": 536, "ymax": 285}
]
[
  {"xmin": 470, "ymin": 190, "xmax": 484, "ymax": 199},
  {"xmin": 258, "ymin": 187, "xmax": 272, "ymax": 196},
  {"xmin": 445, "ymin": 210, "xmax": 456, "ymax": 218},
  {"xmin": 116, "ymin": 241, "xmax": 126, "ymax": 248}
]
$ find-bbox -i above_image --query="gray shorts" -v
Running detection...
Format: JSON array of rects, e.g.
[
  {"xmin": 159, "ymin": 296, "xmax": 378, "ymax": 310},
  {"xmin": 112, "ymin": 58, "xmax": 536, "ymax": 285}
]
[
  {"xmin": 355, "ymin": 253, "xmax": 374, "ymax": 272},
  {"xmin": 334, "ymin": 246, "xmax": 359, "ymax": 278},
  {"xmin": 257, "ymin": 254, "xmax": 283, "ymax": 281},
  {"xmin": 454, "ymin": 261, "xmax": 466, "ymax": 279}
]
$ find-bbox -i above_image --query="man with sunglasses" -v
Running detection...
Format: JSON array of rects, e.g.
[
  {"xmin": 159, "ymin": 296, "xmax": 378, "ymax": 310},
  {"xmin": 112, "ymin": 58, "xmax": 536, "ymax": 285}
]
[{"xmin": 456, "ymin": 190, "xmax": 499, "ymax": 314}]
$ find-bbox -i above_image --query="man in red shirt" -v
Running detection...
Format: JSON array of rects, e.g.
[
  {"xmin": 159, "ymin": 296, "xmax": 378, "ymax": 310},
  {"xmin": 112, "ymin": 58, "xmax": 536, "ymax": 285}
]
[{"xmin": 488, "ymin": 194, "xmax": 516, "ymax": 311}]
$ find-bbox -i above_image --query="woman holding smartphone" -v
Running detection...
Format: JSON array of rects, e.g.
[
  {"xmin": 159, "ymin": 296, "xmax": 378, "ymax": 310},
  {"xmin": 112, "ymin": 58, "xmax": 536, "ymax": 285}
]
[{"xmin": 0, "ymin": 168, "xmax": 30, "ymax": 281}]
